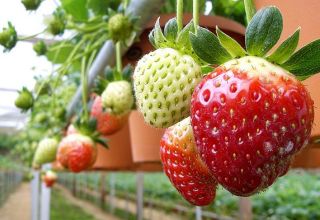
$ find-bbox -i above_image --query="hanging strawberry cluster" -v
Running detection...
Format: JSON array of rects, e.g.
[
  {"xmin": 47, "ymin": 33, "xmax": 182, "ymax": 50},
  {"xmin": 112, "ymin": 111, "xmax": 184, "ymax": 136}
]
[{"xmin": 133, "ymin": 0, "xmax": 320, "ymax": 206}]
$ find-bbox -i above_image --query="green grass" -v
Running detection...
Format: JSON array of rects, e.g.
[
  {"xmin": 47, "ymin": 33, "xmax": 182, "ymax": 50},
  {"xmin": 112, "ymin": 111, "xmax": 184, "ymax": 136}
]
[{"xmin": 51, "ymin": 188, "xmax": 97, "ymax": 220}]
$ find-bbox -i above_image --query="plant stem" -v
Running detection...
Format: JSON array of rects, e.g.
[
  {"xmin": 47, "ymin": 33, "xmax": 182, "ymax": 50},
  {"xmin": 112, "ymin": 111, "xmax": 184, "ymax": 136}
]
[
  {"xmin": 18, "ymin": 29, "xmax": 47, "ymax": 41},
  {"xmin": 244, "ymin": 0, "xmax": 256, "ymax": 24},
  {"xmin": 177, "ymin": 0, "xmax": 183, "ymax": 33},
  {"xmin": 123, "ymin": 0, "xmax": 129, "ymax": 11},
  {"xmin": 116, "ymin": 42, "xmax": 122, "ymax": 73},
  {"xmin": 81, "ymin": 55, "xmax": 88, "ymax": 122},
  {"xmin": 193, "ymin": 0, "xmax": 199, "ymax": 34}
]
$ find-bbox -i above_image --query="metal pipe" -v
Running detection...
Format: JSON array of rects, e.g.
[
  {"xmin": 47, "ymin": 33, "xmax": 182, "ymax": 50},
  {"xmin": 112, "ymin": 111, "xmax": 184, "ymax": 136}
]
[{"xmin": 66, "ymin": 0, "xmax": 164, "ymax": 119}]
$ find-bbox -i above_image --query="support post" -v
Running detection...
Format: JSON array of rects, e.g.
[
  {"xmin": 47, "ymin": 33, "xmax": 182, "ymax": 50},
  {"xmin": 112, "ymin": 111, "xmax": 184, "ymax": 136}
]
[
  {"xmin": 239, "ymin": 197, "xmax": 253, "ymax": 220},
  {"xmin": 31, "ymin": 170, "xmax": 40, "ymax": 220},
  {"xmin": 109, "ymin": 173, "xmax": 115, "ymax": 214},
  {"xmin": 196, "ymin": 206, "xmax": 202, "ymax": 220},
  {"xmin": 99, "ymin": 172, "xmax": 106, "ymax": 208},
  {"xmin": 40, "ymin": 164, "xmax": 51, "ymax": 220},
  {"xmin": 136, "ymin": 172, "xmax": 144, "ymax": 220}
]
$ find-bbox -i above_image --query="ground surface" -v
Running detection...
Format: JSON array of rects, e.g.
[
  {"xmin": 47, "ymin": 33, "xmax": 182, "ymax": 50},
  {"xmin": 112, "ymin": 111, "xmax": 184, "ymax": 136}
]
[{"xmin": 0, "ymin": 183, "xmax": 31, "ymax": 220}]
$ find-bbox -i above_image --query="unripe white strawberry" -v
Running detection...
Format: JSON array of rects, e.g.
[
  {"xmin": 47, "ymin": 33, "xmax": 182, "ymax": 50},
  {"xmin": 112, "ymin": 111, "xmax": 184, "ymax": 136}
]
[
  {"xmin": 134, "ymin": 48, "xmax": 202, "ymax": 128},
  {"xmin": 33, "ymin": 138, "xmax": 58, "ymax": 167},
  {"xmin": 101, "ymin": 80, "xmax": 133, "ymax": 116}
]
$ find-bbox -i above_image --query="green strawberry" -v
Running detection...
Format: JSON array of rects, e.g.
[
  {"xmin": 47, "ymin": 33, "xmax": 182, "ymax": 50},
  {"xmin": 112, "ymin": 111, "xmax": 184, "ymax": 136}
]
[
  {"xmin": 21, "ymin": 0, "xmax": 42, "ymax": 10},
  {"xmin": 15, "ymin": 87, "xmax": 34, "ymax": 111},
  {"xmin": 133, "ymin": 18, "xmax": 202, "ymax": 128},
  {"xmin": 108, "ymin": 13, "xmax": 134, "ymax": 42},
  {"xmin": 33, "ymin": 138, "xmax": 58, "ymax": 167},
  {"xmin": 101, "ymin": 80, "xmax": 133, "ymax": 115},
  {"xmin": 0, "ymin": 22, "xmax": 17, "ymax": 52},
  {"xmin": 33, "ymin": 40, "xmax": 47, "ymax": 56}
]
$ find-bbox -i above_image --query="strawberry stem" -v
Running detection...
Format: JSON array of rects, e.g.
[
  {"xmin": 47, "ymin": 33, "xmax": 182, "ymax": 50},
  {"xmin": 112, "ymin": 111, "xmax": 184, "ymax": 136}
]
[
  {"xmin": 193, "ymin": 0, "xmax": 199, "ymax": 34},
  {"xmin": 81, "ymin": 55, "xmax": 89, "ymax": 122},
  {"xmin": 244, "ymin": 0, "xmax": 256, "ymax": 24},
  {"xmin": 176, "ymin": 0, "xmax": 183, "ymax": 33},
  {"xmin": 115, "ymin": 41, "xmax": 122, "ymax": 74}
]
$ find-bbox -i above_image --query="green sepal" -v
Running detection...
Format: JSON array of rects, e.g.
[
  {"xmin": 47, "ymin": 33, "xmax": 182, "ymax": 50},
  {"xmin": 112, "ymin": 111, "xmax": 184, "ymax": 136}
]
[
  {"xmin": 268, "ymin": 28, "xmax": 300, "ymax": 64},
  {"xmin": 164, "ymin": 18, "xmax": 178, "ymax": 42},
  {"xmin": 93, "ymin": 136, "xmax": 109, "ymax": 149},
  {"xmin": 176, "ymin": 20, "xmax": 195, "ymax": 51},
  {"xmin": 282, "ymin": 39, "xmax": 320, "ymax": 78},
  {"xmin": 201, "ymin": 66, "xmax": 215, "ymax": 75},
  {"xmin": 148, "ymin": 29, "xmax": 156, "ymax": 48},
  {"xmin": 153, "ymin": 18, "xmax": 167, "ymax": 48},
  {"xmin": 216, "ymin": 27, "xmax": 246, "ymax": 58},
  {"xmin": 246, "ymin": 6, "xmax": 283, "ymax": 57},
  {"xmin": 190, "ymin": 27, "xmax": 232, "ymax": 65}
]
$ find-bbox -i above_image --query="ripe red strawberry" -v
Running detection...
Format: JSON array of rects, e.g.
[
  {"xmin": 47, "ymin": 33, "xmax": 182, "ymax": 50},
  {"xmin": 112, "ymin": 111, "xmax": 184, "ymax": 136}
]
[
  {"xmin": 191, "ymin": 59, "xmax": 314, "ymax": 196},
  {"xmin": 160, "ymin": 117, "xmax": 217, "ymax": 206},
  {"xmin": 90, "ymin": 95, "xmax": 128, "ymax": 135},
  {"xmin": 42, "ymin": 170, "xmax": 57, "ymax": 188},
  {"xmin": 189, "ymin": 5, "xmax": 320, "ymax": 196},
  {"xmin": 57, "ymin": 134, "xmax": 97, "ymax": 173}
]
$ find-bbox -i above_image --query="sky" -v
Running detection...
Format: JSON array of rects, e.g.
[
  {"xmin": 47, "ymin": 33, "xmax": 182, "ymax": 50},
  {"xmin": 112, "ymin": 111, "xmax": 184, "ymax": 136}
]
[{"xmin": 0, "ymin": 0, "xmax": 58, "ymax": 131}]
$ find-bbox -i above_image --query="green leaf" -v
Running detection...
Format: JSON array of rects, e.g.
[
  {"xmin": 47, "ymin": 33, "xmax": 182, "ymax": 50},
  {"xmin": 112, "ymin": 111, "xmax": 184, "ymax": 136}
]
[
  {"xmin": 282, "ymin": 39, "xmax": 320, "ymax": 77},
  {"xmin": 246, "ymin": 6, "xmax": 283, "ymax": 56},
  {"xmin": 61, "ymin": 0, "xmax": 88, "ymax": 21},
  {"xmin": 153, "ymin": 18, "xmax": 167, "ymax": 48},
  {"xmin": 46, "ymin": 41, "xmax": 75, "ymax": 64},
  {"xmin": 176, "ymin": 20, "xmax": 195, "ymax": 49},
  {"xmin": 216, "ymin": 27, "xmax": 246, "ymax": 58},
  {"xmin": 87, "ymin": 0, "xmax": 120, "ymax": 15},
  {"xmin": 164, "ymin": 18, "xmax": 178, "ymax": 41},
  {"xmin": 190, "ymin": 27, "xmax": 232, "ymax": 64},
  {"xmin": 267, "ymin": 28, "xmax": 300, "ymax": 64}
]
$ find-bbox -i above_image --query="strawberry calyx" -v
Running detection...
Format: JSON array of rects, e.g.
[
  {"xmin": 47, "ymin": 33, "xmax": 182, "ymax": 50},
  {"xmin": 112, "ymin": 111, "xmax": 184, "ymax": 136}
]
[
  {"xmin": 73, "ymin": 117, "xmax": 108, "ymax": 148},
  {"xmin": 190, "ymin": 6, "xmax": 320, "ymax": 80},
  {"xmin": 93, "ymin": 65, "xmax": 133, "ymax": 96},
  {"xmin": 149, "ymin": 18, "xmax": 202, "ymax": 64},
  {"xmin": 21, "ymin": 0, "xmax": 43, "ymax": 11}
]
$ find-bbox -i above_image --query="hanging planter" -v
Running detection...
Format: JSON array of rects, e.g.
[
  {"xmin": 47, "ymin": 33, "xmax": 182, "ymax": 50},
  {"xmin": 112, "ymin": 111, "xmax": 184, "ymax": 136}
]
[
  {"xmin": 254, "ymin": 0, "xmax": 320, "ymax": 48},
  {"xmin": 92, "ymin": 120, "xmax": 134, "ymax": 171},
  {"xmin": 126, "ymin": 14, "xmax": 246, "ymax": 164},
  {"xmin": 128, "ymin": 110, "xmax": 165, "ymax": 163}
]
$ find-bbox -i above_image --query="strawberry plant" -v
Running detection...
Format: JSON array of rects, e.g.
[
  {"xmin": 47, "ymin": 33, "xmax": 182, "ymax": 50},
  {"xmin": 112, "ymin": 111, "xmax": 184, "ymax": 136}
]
[{"xmin": 189, "ymin": 0, "xmax": 320, "ymax": 196}]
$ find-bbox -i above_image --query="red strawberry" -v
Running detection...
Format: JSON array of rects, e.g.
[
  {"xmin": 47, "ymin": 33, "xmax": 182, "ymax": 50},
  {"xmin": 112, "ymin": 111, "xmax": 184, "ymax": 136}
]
[
  {"xmin": 42, "ymin": 170, "xmax": 57, "ymax": 188},
  {"xmin": 160, "ymin": 117, "xmax": 217, "ymax": 206},
  {"xmin": 190, "ymin": 57, "xmax": 314, "ymax": 196},
  {"xmin": 90, "ymin": 96, "xmax": 128, "ymax": 135},
  {"xmin": 57, "ymin": 134, "xmax": 97, "ymax": 173}
]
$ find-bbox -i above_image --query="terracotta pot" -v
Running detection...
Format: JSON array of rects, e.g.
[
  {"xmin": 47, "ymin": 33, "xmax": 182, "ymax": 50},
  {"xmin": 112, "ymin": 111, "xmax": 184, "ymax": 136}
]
[
  {"xmin": 254, "ymin": 0, "xmax": 320, "ymax": 48},
  {"xmin": 292, "ymin": 146, "xmax": 320, "ymax": 169},
  {"xmin": 123, "ymin": 14, "xmax": 245, "ymax": 65},
  {"xmin": 92, "ymin": 121, "xmax": 134, "ymax": 171},
  {"xmin": 129, "ymin": 111, "xmax": 164, "ymax": 163}
]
